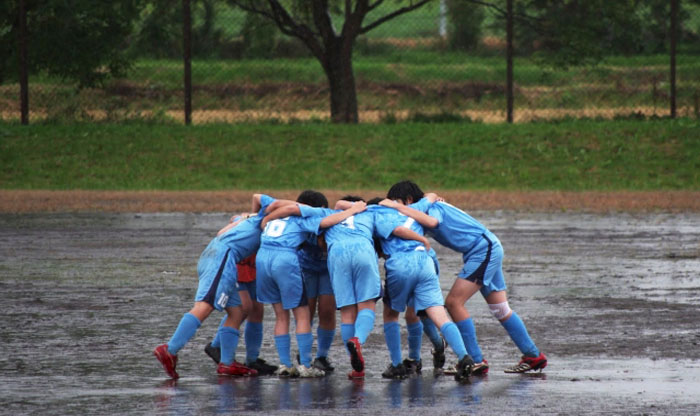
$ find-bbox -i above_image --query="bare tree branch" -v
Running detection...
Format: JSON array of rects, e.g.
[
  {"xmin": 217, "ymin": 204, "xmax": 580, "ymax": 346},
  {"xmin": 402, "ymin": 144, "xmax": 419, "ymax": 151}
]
[
  {"xmin": 360, "ymin": 0, "xmax": 431, "ymax": 34},
  {"xmin": 228, "ymin": 0, "xmax": 326, "ymax": 59},
  {"xmin": 313, "ymin": 0, "xmax": 337, "ymax": 44}
]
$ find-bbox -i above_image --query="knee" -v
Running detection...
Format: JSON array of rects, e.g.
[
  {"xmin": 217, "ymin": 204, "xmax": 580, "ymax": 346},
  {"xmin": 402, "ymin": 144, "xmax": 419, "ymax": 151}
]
[
  {"xmin": 488, "ymin": 301, "xmax": 512, "ymax": 321},
  {"xmin": 444, "ymin": 295, "xmax": 462, "ymax": 312},
  {"xmin": 239, "ymin": 301, "xmax": 253, "ymax": 317}
]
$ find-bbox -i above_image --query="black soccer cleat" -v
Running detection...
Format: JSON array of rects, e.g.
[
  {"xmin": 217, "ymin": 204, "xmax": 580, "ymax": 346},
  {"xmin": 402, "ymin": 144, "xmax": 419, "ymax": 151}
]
[
  {"xmin": 204, "ymin": 342, "xmax": 221, "ymax": 364},
  {"xmin": 454, "ymin": 355, "xmax": 474, "ymax": 382},
  {"xmin": 382, "ymin": 362, "xmax": 408, "ymax": 379}
]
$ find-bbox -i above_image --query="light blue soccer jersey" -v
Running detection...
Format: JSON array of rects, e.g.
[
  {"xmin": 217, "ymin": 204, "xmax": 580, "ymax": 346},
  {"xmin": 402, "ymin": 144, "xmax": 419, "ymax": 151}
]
[
  {"xmin": 412, "ymin": 198, "xmax": 489, "ymax": 254},
  {"xmin": 299, "ymin": 205, "xmax": 377, "ymax": 250},
  {"xmin": 374, "ymin": 206, "xmax": 426, "ymax": 256},
  {"xmin": 260, "ymin": 215, "xmax": 324, "ymax": 249},
  {"xmin": 299, "ymin": 204, "xmax": 381, "ymax": 307},
  {"xmin": 195, "ymin": 194, "xmax": 276, "ymax": 310},
  {"xmin": 219, "ymin": 194, "xmax": 276, "ymax": 263}
]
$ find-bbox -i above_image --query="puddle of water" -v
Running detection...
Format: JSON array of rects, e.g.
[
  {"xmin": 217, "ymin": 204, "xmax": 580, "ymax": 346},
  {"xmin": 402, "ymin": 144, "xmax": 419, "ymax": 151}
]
[{"xmin": 1, "ymin": 212, "xmax": 699, "ymax": 415}]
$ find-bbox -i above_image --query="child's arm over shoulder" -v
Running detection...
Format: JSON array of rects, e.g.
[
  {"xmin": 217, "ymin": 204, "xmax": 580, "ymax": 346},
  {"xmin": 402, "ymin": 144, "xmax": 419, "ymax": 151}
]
[
  {"xmin": 392, "ymin": 226, "xmax": 431, "ymax": 251},
  {"xmin": 380, "ymin": 199, "xmax": 438, "ymax": 229},
  {"xmin": 260, "ymin": 204, "xmax": 302, "ymax": 229},
  {"xmin": 320, "ymin": 201, "xmax": 366, "ymax": 228}
]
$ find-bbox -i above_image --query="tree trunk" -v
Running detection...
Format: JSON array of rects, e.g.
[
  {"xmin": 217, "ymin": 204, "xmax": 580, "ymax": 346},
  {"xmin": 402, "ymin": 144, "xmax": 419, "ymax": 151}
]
[{"xmin": 323, "ymin": 44, "xmax": 359, "ymax": 123}]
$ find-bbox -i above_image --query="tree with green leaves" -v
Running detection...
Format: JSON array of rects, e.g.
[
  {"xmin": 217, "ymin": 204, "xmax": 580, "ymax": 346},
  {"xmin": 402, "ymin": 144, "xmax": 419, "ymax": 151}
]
[
  {"xmin": 0, "ymin": 0, "xmax": 142, "ymax": 87},
  {"xmin": 475, "ymin": 0, "xmax": 700, "ymax": 64},
  {"xmin": 227, "ymin": 0, "xmax": 432, "ymax": 123}
]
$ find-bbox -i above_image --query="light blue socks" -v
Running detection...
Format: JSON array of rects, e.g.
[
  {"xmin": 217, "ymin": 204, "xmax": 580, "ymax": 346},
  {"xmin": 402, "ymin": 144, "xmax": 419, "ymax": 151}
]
[
  {"xmin": 407, "ymin": 321, "xmax": 423, "ymax": 361},
  {"xmin": 354, "ymin": 309, "xmax": 375, "ymax": 345},
  {"xmin": 219, "ymin": 327, "xmax": 240, "ymax": 365},
  {"xmin": 441, "ymin": 321, "xmax": 468, "ymax": 359},
  {"xmin": 456, "ymin": 317, "xmax": 483, "ymax": 363},
  {"xmin": 167, "ymin": 312, "xmax": 201, "ymax": 355},
  {"xmin": 245, "ymin": 321, "xmax": 264, "ymax": 364},
  {"xmin": 501, "ymin": 311, "xmax": 539, "ymax": 357},
  {"xmin": 383, "ymin": 321, "xmax": 403, "ymax": 366}
]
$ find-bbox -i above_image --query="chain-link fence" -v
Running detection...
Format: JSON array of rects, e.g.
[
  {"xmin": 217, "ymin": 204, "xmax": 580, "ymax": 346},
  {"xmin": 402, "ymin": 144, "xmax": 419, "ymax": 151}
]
[{"xmin": 3, "ymin": 0, "xmax": 700, "ymax": 124}]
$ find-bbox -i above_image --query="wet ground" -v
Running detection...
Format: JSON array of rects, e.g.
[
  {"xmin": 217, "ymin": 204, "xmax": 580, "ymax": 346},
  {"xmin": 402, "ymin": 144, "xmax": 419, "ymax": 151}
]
[{"xmin": 1, "ymin": 211, "xmax": 699, "ymax": 415}]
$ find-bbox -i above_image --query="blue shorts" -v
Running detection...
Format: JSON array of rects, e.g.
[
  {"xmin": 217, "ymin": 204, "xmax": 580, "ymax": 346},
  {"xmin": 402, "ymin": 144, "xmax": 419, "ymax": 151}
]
[
  {"xmin": 383, "ymin": 250, "xmax": 444, "ymax": 313},
  {"xmin": 195, "ymin": 248, "xmax": 242, "ymax": 311},
  {"xmin": 302, "ymin": 268, "xmax": 334, "ymax": 299},
  {"xmin": 255, "ymin": 246, "xmax": 307, "ymax": 310},
  {"xmin": 327, "ymin": 240, "xmax": 381, "ymax": 308},
  {"xmin": 238, "ymin": 280, "xmax": 257, "ymax": 302},
  {"xmin": 458, "ymin": 232, "xmax": 507, "ymax": 297}
]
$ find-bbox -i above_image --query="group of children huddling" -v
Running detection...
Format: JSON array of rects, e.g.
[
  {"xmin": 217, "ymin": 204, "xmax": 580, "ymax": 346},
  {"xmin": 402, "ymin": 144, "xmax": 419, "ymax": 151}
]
[{"xmin": 153, "ymin": 181, "xmax": 547, "ymax": 382}]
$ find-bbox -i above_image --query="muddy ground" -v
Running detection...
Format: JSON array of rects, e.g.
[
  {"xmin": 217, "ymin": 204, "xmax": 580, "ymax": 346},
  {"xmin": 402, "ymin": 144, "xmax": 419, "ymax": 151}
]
[
  {"xmin": 2, "ymin": 190, "xmax": 700, "ymax": 214},
  {"xmin": 1, "ymin": 192, "xmax": 699, "ymax": 415}
]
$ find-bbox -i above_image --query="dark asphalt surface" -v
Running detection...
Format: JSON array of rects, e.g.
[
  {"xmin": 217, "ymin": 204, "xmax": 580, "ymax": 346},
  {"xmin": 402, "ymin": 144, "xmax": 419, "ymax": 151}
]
[{"xmin": 1, "ymin": 211, "xmax": 699, "ymax": 415}]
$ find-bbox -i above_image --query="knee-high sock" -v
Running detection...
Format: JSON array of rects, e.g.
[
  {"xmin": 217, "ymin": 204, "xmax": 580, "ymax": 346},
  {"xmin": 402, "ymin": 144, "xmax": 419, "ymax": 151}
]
[
  {"xmin": 407, "ymin": 321, "xmax": 423, "ymax": 361},
  {"xmin": 455, "ymin": 318, "xmax": 483, "ymax": 363},
  {"xmin": 167, "ymin": 313, "xmax": 201, "ymax": 355},
  {"xmin": 245, "ymin": 321, "xmax": 263, "ymax": 364},
  {"xmin": 383, "ymin": 322, "xmax": 403, "ymax": 366},
  {"xmin": 316, "ymin": 327, "xmax": 335, "ymax": 358},
  {"xmin": 501, "ymin": 311, "xmax": 539, "ymax": 357},
  {"xmin": 211, "ymin": 316, "xmax": 227, "ymax": 348},
  {"xmin": 440, "ymin": 322, "xmax": 468, "ymax": 359},
  {"xmin": 421, "ymin": 316, "xmax": 443, "ymax": 349},
  {"xmin": 219, "ymin": 327, "xmax": 240, "ymax": 365},
  {"xmin": 274, "ymin": 334, "xmax": 292, "ymax": 367},
  {"xmin": 354, "ymin": 309, "xmax": 375, "ymax": 345},
  {"xmin": 341, "ymin": 323, "xmax": 355, "ymax": 353},
  {"xmin": 296, "ymin": 332, "xmax": 313, "ymax": 367}
]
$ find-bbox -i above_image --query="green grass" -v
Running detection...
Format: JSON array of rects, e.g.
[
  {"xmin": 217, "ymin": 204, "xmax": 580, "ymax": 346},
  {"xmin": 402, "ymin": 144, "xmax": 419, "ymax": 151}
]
[
  {"xmin": 1, "ymin": 119, "xmax": 698, "ymax": 191},
  {"xmin": 8, "ymin": 53, "xmax": 698, "ymax": 120}
]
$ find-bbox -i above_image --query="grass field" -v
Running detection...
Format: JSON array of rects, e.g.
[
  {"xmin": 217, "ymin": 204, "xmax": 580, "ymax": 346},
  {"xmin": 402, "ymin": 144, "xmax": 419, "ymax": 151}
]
[
  {"xmin": 2, "ymin": 52, "xmax": 698, "ymax": 123},
  {"xmin": 2, "ymin": 3, "xmax": 699, "ymax": 123},
  {"xmin": 1, "ymin": 119, "xmax": 698, "ymax": 191}
]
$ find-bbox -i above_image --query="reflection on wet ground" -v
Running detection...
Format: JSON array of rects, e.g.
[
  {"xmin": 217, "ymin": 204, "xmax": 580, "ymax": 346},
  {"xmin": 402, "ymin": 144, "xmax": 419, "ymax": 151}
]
[{"xmin": 1, "ymin": 212, "xmax": 699, "ymax": 415}]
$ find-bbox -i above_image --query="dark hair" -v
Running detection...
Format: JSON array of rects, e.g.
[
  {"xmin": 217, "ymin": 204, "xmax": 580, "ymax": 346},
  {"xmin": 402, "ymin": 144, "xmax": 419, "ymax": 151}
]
[
  {"xmin": 296, "ymin": 190, "xmax": 328, "ymax": 208},
  {"xmin": 387, "ymin": 180, "xmax": 424, "ymax": 204},
  {"xmin": 367, "ymin": 197, "xmax": 383, "ymax": 205},
  {"xmin": 339, "ymin": 195, "xmax": 365, "ymax": 202}
]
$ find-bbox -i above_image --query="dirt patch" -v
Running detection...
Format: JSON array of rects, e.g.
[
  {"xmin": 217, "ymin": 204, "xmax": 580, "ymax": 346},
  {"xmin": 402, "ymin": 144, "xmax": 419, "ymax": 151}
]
[{"xmin": 1, "ymin": 190, "xmax": 698, "ymax": 213}]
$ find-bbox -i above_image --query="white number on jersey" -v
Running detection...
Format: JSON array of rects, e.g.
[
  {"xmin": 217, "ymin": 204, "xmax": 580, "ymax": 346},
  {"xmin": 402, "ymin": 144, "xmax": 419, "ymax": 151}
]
[
  {"xmin": 340, "ymin": 215, "xmax": 355, "ymax": 229},
  {"xmin": 264, "ymin": 218, "xmax": 288, "ymax": 237}
]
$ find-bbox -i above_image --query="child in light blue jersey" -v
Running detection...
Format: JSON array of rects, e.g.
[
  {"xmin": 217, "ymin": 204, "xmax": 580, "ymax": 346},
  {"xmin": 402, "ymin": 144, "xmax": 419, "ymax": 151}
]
[
  {"xmin": 311, "ymin": 196, "xmax": 383, "ymax": 380},
  {"xmin": 255, "ymin": 199, "xmax": 367, "ymax": 378},
  {"xmin": 153, "ymin": 194, "xmax": 281, "ymax": 379},
  {"xmin": 372, "ymin": 202, "xmax": 474, "ymax": 382},
  {"xmin": 295, "ymin": 190, "xmax": 337, "ymax": 373},
  {"xmin": 383, "ymin": 181, "xmax": 547, "ymax": 375},
  {"xmin": 203, "ymin": 250, "xmax": 278, "ymax": 376},
  {"xmin": 275, "ymin": 196, "xmax": 382, "ymax": 380}
]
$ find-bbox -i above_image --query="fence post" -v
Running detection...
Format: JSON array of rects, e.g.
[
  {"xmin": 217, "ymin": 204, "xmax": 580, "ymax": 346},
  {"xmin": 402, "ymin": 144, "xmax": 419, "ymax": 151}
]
[
  {"xmin": 183, "ymin": 0, "xmax": 192, "ymax": 125},
  {"xmin": 18, "ymin": 0, "xmax": 29, "ymax": 125},
  {"xmin": 439, "ymin": 0, "xmax": 447, "ymax": 39},
  {"xmin": 506, "ymin": 0, "xmax": 513, "ymax": 123},
  {"xmin": 669, "ymin": 0, "xmax": 678, "ymax": 119}
]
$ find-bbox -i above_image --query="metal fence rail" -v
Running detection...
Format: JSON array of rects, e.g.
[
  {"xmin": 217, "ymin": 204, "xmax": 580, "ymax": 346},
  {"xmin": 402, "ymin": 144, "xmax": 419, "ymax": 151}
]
[{"xmin": 4, "ymin": 0, "xmax": 699, "ymax": 125}]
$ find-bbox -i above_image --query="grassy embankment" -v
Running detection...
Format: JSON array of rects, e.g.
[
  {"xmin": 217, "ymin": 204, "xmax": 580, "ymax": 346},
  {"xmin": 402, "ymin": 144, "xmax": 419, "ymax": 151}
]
[{"xmin": 1, "ymin": 119, "xmax": 698, "ymax": 191}]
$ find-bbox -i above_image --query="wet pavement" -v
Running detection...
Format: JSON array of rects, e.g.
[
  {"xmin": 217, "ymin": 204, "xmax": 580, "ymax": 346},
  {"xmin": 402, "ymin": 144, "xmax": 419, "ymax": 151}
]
[{"xmin": 1, "ymin": 211, "xmax": 699, "ymax": 415}]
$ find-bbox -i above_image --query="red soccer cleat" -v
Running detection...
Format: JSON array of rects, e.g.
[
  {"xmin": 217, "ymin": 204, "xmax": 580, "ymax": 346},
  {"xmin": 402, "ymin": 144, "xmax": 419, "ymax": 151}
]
[
  {"xmin": 504, "ymin": 353, "xmax": 548, "ymax": 373},
  {"xmin": 346, "ymin": 337, "xmax": 364, "ymax": 372},
  {"xmin": 216, "ymin": 361, "xmax": 258, "ymax": 377},
  {"xmin": 154, "ymin": 344, "xmax": 179, "ymax": 379},
  {"xmin": 471, "ymin": 359, "xmax": 489, "ymax": 376},
  {"xmin": 347, "ymin": 369, "xmax": 365, "ymax": 379}
]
